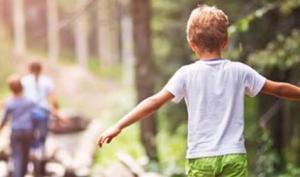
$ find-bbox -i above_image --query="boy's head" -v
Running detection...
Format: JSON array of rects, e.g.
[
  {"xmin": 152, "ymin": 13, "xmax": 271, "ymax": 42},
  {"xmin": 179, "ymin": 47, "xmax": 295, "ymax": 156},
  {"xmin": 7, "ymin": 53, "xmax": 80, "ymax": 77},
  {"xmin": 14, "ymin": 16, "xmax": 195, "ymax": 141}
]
[
  {"xmin": 7, "ymin": 74, "xmax": 23, "ymax": 95},
  {"xmin": 29, "ymin": 61, "xmax": 42, "ymax": 76},
  {"xmin": 187, "ymin": 5, "xmax": 229, "ymax": 53}
]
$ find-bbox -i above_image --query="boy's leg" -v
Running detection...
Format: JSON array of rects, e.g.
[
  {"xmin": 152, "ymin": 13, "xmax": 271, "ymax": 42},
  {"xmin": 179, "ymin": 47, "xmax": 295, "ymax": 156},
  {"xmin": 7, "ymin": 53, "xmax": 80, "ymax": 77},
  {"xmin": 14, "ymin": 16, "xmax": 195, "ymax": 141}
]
[
  {"xmin": 37, "ymin": 118, "xmax": 48, "ymax": 175},
  {"xmin": 219, "ymin": 154, "xmax": 248, "ymax": 177},
  {"xmin": 11, "ymin": 131, "xmax": 24, "ymax": 177},
  {"xmin": 187, "ymin": 157, "xmax": 219, "ymax": 177},
  {"xmin": 21, "ymin": 131, "xmax": 32, "ymax": 176},
  {"xmin": 32, "ymin": 108, "xmax": 49, "ymax": 175}
]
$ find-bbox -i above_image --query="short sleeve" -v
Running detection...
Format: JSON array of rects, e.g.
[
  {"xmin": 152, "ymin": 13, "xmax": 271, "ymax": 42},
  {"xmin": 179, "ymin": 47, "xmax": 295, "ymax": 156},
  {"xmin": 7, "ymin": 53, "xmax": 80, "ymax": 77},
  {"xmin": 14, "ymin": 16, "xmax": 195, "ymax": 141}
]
[
  {"xmin": 44, "ymin": 76, "xmax": 55, "ymax": 94},
  {"xmin": 4, "ymin": 100, "xmax": 13, "ymax": 113},
  {"xmin": 243, "ymin": 65, "xmax": 266, "ymax": 97},
  {"xmin": 164, "ymin": 67, "xmax": 186, "ymax": 103}
]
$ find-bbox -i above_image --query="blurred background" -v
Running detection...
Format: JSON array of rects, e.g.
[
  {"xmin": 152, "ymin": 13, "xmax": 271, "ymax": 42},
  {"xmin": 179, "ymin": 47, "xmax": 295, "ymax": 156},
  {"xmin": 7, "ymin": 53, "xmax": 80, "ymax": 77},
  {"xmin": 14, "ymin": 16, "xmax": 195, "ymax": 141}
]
[{"xmin": 0, "ymin": 0, "xmax": 300, "ymax": 176}]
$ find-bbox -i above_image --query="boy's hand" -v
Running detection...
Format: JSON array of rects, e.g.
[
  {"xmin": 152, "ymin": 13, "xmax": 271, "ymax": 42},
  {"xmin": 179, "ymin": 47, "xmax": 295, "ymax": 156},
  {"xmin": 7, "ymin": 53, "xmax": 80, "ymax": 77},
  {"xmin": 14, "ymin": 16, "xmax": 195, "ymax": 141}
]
[
  {"xmin": 97, "ymin": 90, "xmax": 173, "ymax": 148},
  {"xmin": 50, "ymin": 109, "xmax": 66, "ymax": 125},
  {"xmin": 98, "ymin": 125, "xmax": 122, "ymax": 147}
]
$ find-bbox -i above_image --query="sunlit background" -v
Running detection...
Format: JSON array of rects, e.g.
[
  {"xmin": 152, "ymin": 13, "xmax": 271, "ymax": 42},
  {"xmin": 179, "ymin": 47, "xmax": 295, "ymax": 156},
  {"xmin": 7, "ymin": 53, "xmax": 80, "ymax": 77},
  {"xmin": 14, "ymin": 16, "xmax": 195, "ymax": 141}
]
[{"xmin": 0, "ymin": 0, "xmax": 300, "ymax": 177}]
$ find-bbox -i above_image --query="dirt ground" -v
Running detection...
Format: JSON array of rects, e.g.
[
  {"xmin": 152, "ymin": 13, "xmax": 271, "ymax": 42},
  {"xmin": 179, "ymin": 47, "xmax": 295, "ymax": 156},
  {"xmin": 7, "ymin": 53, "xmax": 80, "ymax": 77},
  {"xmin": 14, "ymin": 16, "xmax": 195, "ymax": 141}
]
[{"xmin": 0, "ymin": 56, "xmax": 136, "ymax": 176}]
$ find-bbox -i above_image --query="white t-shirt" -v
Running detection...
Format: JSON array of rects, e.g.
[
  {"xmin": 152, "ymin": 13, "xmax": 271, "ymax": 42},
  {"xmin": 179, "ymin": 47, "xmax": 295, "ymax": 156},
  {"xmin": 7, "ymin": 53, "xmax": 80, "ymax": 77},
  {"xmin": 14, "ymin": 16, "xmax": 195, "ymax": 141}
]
[
  {"xmin": 21, "ymin": 74, "xmax": 54, "ymax": 110},
  {"xmin": 164, "ymin": 59, "xmax": 266, "ymax": 159}
]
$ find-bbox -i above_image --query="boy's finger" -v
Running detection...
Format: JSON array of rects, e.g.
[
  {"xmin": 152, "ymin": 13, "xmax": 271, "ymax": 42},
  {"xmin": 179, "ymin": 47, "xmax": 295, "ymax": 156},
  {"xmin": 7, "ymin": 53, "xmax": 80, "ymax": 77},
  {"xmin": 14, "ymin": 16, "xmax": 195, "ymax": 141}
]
[
  {"xmin": 107, "ymin": 137, "xmax": 113, "ymax": 144},
  {"xmin": 97, "ymin": 138, "xmax": 102, "ymax": 147},
  {"xmin": 100, "ymin": 136, "xmax": 106, "ymax": 145},
  {"xmin": 98, "ymin": 136, "xmax": 105, "ymax": 147},
  {"xmin": 103, "ymin": 136, "xmax": 110, "ymax": 144}
]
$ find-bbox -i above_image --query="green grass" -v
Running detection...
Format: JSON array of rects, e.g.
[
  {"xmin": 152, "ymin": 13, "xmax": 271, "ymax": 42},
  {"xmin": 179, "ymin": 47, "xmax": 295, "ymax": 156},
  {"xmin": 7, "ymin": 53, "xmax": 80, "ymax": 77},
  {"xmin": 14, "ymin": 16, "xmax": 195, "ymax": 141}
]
[
  {"xmin": 157, "ymin": 127, "xmax": 186, "ymax": 176},
  {"xmin": 94, "ymin": 124, "xmax": 145, "ymax": 166},
  {"xmin": 88, "ymin": 58, "xmax": 123, "ymax": 81},
  {"xmin": 94, "ymin": 84, "xmax": 146, "ymax": 164}
]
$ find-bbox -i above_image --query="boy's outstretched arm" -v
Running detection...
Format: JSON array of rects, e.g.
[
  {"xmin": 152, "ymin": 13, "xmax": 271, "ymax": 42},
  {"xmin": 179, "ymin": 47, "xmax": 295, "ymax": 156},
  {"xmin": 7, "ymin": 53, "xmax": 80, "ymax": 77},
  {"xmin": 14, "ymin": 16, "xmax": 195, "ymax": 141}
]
[
  {"xmin": 98, "ymin": 89, "xmax": 174, "ymax": 147},
  {"xmin": 262, "ymin": 80, "xmax": 300, "ymax": 100}
]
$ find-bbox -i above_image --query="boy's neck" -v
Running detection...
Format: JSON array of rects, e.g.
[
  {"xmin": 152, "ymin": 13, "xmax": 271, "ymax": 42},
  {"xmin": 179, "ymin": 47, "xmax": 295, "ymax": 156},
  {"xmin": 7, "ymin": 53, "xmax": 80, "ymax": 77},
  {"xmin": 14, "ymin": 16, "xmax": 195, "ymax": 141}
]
[
  {"xmin": 13, "ymin": 93, "xmax": 23, "ymax": 98},
  {"xmin": 196, "ymin": 50, "xmax": 222, "ymax": 61}
]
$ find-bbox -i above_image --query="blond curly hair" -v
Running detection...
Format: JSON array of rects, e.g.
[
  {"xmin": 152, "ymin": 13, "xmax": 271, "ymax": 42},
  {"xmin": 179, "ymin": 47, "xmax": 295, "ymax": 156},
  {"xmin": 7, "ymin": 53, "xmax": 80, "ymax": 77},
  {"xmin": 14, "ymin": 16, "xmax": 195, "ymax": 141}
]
[{"xmin": 187, "ymin": 5, "xmax": 229, "ymax": 52}]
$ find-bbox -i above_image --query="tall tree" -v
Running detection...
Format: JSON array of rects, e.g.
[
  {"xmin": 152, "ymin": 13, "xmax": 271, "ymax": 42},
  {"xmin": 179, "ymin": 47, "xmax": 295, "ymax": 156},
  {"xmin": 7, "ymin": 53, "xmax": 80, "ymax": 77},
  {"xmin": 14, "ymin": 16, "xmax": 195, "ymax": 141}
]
[
  {"xmin": 131, "ymin": 0, "xmax": 158, "ymax": 162},
  {"xmin": 120, "ymin": 1, "xmax": 135, "ymax": 85},
  {"xmin": 25, "ymin": 0, "xmax": 47, "ymax": 50},
  {"xmin": 75, "ymin": 0, "xmax": 89, "ymax": 66},
  {"xmin": 0, "ymin": 0, "xmax": 3, "ymax": 38},
  {"xmin": 46, "ymin": 0, "xmax": 59, "ymax": 61},
  {"xmin": 12, "ymin": 0, "xmax": 26, "ymax": 55},
  {"xmin": 97, "ymin": 0, "xmax": 120, "ymax": 66}
]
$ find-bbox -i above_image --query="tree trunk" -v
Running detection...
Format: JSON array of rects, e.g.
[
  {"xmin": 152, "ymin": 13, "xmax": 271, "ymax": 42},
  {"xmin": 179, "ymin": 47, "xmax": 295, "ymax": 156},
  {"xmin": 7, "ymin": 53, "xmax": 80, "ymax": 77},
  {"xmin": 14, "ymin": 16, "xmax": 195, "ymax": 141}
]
[
  {"xmin": 131, "ymin": 0, "xmax": 158, "ymax": 162},
  {"xmin": 120, "ymin": 2, "xmax": 135, "ymax": 85},
  {"xmin": 12, "ymin": 0, "xmax": 26, "ymax": 55},
  {"xmin": 74, "ymin": 0, "xmax": 89, "ymax": 66},
  {"xmin": 46, "ymin": 0, "xmax": 59, "ymax": 61},
  {"xmin": 0, "ymin": 0, "xmax": 3, "ymax": 39},
  {"xmin": 97, "ymin": 0, "xmax": 120, "ymax": 66}
]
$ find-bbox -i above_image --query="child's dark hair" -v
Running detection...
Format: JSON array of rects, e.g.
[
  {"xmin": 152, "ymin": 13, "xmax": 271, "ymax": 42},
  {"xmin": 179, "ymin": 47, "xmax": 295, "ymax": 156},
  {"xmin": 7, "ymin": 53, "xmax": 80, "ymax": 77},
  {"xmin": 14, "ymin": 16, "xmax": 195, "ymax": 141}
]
[
  {"xmin": 7, "ymin": 74, "xmax": 23, "ymax": 94},
  {"xmin": 29, "ymin": 61, "xmax": 42, "ymax": 74}
]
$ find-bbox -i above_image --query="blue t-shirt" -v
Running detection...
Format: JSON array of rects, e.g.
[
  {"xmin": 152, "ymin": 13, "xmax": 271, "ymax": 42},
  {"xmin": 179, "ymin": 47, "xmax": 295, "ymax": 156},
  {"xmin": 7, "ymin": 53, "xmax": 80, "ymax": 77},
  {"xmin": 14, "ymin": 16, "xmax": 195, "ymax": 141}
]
[{"xmin": 2, "ymin": 97, "xmax": 36, "ymax": 131}]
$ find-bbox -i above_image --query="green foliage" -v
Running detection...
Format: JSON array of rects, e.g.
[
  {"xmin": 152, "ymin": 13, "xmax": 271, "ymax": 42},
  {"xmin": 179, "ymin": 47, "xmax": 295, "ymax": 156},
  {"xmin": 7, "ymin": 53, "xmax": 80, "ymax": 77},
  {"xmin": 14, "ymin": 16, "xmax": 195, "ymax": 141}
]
[
  {"xmin": 254, "ymin": 130, "xmax": 300, "ymax": 177},
  {"xmin": 152, "ymin": 0, "xmax": 195, "ymax": 75},
  {"xmin": 255, "ymin": 130, "xmax": 280, "ymax": 177},
  {"xmin": 280, "ymin": 0, "xmax": 300, "ymax": 14},
  {"xmin": 248, "ymin": 30, "xmax": 300, "ymax": 74},
  {"xmin": 94, "ymin": 86, "xmax": 145, "ymax": 166},
  {"xmin": 154, "ymin": 105, "xmax": 187, "ymax": 176},
  {"xmin": 278, "ymin": 164, "xmax": 300, "ymax": 177},
  {"xmin": 95, "ymin": 124, "xmax": 145, "ymax": 166},
  {"xmin": 157, "ymin": 123, "xmax": 186, "ymax": 177},
  {"xmin": 228, "ymin": 3, "xmax": 276, "ymax": 35},
  {"xmin": 88, "ymin": 58, "xmax": 123, "ymax": 80},
  {"xmin": 228, "ymin": 0, "xmax": 300, "ymax": 37}
]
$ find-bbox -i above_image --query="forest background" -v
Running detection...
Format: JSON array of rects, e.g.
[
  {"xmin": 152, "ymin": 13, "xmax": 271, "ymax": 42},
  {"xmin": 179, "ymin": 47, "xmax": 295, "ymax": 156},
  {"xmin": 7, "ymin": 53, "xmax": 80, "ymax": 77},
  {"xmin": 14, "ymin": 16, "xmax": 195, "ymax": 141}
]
[{"xmin": 1, "ymin": 0, "xmax": 300, "ymax": 177}]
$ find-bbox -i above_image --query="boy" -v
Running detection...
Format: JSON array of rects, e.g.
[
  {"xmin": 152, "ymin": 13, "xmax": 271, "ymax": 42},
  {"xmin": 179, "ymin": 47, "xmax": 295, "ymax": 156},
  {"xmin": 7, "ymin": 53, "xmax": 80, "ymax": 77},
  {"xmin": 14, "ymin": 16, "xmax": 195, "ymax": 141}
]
[
  {"xmin": 0, "ymin": 75, "xmax": 35, "ymax": 177},
  {"xmin": 98, "ymin": 5, "xmax": 300, "ymax": 177}
]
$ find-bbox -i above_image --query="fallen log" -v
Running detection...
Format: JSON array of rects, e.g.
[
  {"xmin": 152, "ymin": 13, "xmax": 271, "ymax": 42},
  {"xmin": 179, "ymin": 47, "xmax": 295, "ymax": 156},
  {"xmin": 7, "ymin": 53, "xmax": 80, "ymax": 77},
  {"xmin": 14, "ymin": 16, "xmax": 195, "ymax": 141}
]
[
  {"xmin": 46, "ymin": 119, "xmax": 103, "ymax": 176},
  {"xmin": 117, "ymin": 152, "xmax": 164, "ymax": 177},
  {"xmin": 117, "ymin": 152, "xmax": 144, "ymax": 176},
  {"xmin": 49, "ymin": 115, "xmax": 90, "ymax": 134},
  {"xmin": 102, "ymin": 163, "xmax": 136, "ymax": 177}
]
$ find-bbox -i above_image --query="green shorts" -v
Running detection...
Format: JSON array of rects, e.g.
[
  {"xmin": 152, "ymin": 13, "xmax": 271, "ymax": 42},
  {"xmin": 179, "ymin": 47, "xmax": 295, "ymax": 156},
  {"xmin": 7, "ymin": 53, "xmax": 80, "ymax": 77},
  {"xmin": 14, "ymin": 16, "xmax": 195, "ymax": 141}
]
[{"xmin": 186, "ymin": 154, "xmax": 248, "ymax": 177}]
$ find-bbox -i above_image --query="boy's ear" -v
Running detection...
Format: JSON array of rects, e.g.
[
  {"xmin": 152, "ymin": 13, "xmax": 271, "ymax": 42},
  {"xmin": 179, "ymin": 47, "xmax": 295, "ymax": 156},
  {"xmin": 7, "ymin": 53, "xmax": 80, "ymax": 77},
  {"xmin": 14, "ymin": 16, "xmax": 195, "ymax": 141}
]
[{"xmin": 189, "ymin": 41, "xmax": 198, "ymax": 52}]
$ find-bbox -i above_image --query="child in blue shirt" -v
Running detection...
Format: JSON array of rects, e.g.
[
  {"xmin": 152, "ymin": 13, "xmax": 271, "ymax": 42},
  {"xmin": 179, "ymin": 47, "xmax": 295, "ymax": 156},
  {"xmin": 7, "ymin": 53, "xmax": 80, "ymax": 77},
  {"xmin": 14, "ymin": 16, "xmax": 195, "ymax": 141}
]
[{"xmin": 0, "ymin": 74, "xmax": 35, "ymax": 177}]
